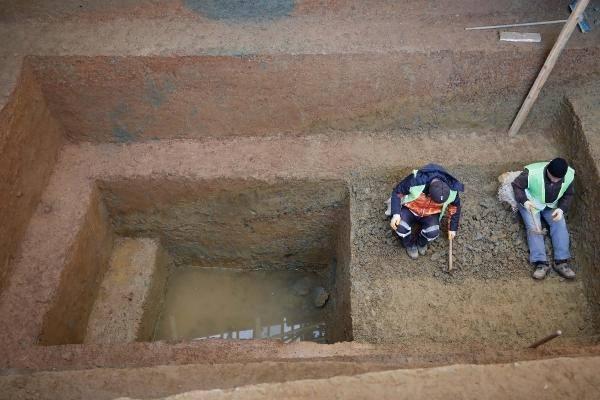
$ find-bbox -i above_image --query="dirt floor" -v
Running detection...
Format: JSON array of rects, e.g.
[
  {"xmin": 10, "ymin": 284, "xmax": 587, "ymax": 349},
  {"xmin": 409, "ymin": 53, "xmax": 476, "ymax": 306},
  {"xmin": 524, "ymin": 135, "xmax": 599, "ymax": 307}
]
[
  {"xmin": 132, "ymin": 357, "xmax": 600, "ymax": 400},
  {"xmin": 348, "ymin": 164, "xmax": 596, "ymax": 346},
  {"xmin": 0, "ymin": 361, "xmax": 398, "ymax": 400}
]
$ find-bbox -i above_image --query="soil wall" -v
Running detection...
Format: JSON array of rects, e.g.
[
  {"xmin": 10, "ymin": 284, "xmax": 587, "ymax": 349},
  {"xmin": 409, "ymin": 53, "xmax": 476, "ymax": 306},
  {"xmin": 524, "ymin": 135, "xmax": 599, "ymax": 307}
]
[
  {"xmin": 558, "ymin": 91, "xmax": 600, "ymax": 330},
  {"xmin": 330, "ymin": 195, "xmax": 353, "ymax": 342},
  {"xmin": 39, "ymin": 187, "xmax": 114, "ymax": 345},
  {"xmin": 0, "ymin": 0, "xmax": 573, "ymax": 22},
  {"xmin": 27, "ymin": 52, "xmax": 600, "ymax": 142},
  {"xmin": 99, "ymin": 179, "xmax": 348, "ymax": 269},
  {"xmin": 0, "ymin": 63, "xmax": 64, "ymax": 294}
]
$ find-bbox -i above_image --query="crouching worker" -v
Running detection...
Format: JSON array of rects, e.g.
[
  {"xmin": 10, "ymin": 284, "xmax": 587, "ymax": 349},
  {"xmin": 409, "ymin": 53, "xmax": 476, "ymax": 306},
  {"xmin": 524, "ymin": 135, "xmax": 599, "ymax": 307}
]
[
  {"xmin": 389, "ymin": 164, "xmax": 464, "ymax": 259},
  {"xmin": 512, "ymin": 158, "xmax": 576, "ymax": 280}
]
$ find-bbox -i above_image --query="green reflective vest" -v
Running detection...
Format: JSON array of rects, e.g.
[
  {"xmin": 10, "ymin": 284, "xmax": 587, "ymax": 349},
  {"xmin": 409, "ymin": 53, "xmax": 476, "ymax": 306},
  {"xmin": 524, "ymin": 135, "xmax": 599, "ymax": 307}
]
[
  {"xmin": 524, "ymin": 161, "xmax": 575, "ymax": 212},
  {"xmin": 401, "ymin": 170, "xmax": 457, "ymax": 219}
]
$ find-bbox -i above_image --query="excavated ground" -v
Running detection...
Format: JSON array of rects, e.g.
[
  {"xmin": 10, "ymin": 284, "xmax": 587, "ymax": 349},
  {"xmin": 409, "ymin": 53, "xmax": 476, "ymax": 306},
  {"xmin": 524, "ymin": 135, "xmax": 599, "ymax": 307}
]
[
  {"xmin": 1, "ymin": 1, "xmax": 600, "ymax": 399},
  {"xmin": 350, "ymin": 165, "xmax": 596, "ymax": 346}
]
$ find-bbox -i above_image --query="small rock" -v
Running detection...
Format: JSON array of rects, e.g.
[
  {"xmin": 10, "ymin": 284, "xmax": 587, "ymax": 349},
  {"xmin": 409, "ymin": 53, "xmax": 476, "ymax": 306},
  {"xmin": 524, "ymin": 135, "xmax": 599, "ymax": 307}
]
[
  {"xmin": 43, "ymin": 204, "xmax": 52, "ymax": 214},
  {"xmin": 312, "ymin": 287, "xmax": 329, "ymax": 308}
]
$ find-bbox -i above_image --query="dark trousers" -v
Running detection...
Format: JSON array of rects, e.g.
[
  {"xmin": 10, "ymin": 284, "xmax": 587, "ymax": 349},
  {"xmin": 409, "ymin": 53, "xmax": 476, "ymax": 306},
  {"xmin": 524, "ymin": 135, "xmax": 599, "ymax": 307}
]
[{"xmin": 395, "ymin": 207, "xmax": 440, "ymax": 248}]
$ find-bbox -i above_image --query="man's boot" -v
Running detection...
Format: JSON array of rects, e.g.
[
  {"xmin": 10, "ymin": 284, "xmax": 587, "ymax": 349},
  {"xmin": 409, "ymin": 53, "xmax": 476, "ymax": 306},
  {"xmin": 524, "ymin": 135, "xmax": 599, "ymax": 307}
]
[
  {"xmin": 553, "ymin": 260, "xmax": 576, "ymax": 279},
  {"xmin": 406, "ymin": 246, "xmax": 419, "ymax": 259},
  {"xmin": 532, "ymin": 262, "xmax": 551, "ymax": 280}
]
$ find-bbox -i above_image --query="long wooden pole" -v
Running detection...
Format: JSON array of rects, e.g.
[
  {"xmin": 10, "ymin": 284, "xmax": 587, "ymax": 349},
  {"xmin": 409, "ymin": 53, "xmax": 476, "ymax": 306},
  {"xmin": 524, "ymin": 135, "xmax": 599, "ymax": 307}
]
[{"xmin": 508, "ymin": 0, "xmax": 590, "ymax": 137}]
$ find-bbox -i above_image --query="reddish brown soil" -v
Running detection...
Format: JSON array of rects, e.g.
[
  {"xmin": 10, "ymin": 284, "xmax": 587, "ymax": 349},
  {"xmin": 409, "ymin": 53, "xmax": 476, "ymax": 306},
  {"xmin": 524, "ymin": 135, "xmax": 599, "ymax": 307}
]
[
  {"xmin": 0, "ymin": 64, "xmax": 63, "ymax": 294},
  {"xmin": 0, "ymin": 2, "xmax": 599, "ymax": 399},
  {"xmin": 142, "ymin": 357, "xmax": 600, "ymax": 400}
]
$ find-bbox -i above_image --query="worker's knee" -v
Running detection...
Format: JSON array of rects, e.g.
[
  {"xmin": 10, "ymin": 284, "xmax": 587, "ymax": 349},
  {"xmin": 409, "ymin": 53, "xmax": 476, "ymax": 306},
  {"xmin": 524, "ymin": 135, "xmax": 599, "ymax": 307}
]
[
  {"xmin": 395, "ymin": 220, "xmax": 412, "ymax": 238},
  {"xmin": 420, "ymin": 225, "xmax": 440, "ymax": 242}
]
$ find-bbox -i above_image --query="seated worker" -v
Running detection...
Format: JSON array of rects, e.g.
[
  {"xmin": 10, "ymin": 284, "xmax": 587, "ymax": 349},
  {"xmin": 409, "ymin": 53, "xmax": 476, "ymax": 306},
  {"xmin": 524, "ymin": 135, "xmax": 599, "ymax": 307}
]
[
  {"xmin": 511, "ymin": 158, "xmax": 576, "ymax": 280},
  {"xmin": 389, "ymin": 164, "xmax": 464, "ymax": 259}
]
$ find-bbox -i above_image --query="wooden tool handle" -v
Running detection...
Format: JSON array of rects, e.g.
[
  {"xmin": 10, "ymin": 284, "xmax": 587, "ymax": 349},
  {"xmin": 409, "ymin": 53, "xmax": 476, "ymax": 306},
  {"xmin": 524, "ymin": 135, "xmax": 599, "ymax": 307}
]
[
  {"xmin": 448, "ymin": 236, "xmax": 453, "ymax": 272},
  {"xmin": 529, "ymin": 207, "xmax": 542, "ymax": 232},
  {"xmin": 528, "ymin": 330, "xmax": 562, "ymax": 349}
]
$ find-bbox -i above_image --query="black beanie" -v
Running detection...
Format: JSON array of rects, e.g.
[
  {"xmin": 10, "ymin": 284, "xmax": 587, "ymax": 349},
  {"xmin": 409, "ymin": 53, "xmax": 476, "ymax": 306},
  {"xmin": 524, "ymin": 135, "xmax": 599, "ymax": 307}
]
[
  {"xmin": 547, "ymin": 158, "xmax": 568, "ymax": 178},
  {"xmin": 429, "ymin": 180, "xmax": 450, "ymax": 204}
]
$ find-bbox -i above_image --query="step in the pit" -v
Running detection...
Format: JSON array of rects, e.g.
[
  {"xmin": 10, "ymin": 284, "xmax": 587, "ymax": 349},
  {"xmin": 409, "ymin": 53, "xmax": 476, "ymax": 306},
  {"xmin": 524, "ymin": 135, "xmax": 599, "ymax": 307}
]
[
  {"xmin": 84, "ymin": 238, "xmax": 170, "ymax": 344},
  {"xmin": 348, "ymin": 164, "xmax": 596, "ymax": 346}
]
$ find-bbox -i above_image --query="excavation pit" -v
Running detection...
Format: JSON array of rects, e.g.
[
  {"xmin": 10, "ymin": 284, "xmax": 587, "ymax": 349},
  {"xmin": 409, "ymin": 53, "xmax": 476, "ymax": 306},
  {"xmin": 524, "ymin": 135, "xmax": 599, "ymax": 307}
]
[
  {"xmin": 38, "ymin": 178, "xmax": 352, "ymax": 345},
  {"xmin": 0, "ymin": 54, "xmax": 599, "ymax": 393}
]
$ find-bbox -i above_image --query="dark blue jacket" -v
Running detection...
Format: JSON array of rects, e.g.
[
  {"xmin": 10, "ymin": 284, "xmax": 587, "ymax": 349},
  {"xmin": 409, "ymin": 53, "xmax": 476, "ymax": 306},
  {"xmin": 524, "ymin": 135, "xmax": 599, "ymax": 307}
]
[{"xmin": 391, "ymin": 164, "xmax": 465, "ymax": 231}]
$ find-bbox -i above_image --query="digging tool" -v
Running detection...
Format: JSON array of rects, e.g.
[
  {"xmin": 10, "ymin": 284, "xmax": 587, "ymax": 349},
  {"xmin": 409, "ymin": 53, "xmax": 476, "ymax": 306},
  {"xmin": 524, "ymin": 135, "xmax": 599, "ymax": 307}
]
[
  {"xmin": 508, "ymin": 0, "xmax": 591, "ymax": 136},
  {"xmin": 528, "ymin": 207, "xmax": 547, "ymax": 236},
  {"xmin": 448, "ymin": 235, "xmax": 454, "ymax": 272},
  {"xmin": 528, "ymin": 330, "xmax": 562, "ymax": 348}
]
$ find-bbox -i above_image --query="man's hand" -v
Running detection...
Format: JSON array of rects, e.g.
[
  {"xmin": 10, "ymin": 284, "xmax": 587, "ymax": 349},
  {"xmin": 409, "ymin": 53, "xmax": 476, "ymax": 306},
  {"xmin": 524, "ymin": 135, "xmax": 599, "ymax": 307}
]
[
  {"xmin": 552, "ymin": 208, "xmax": 564, "ymax": 222},
  {"xmin": 448, "ymin": 231, "xmax": 456, "ymax": 240},
  {"xmin": 523, "ymin": 201, "xmax": 537, "ymax": 212},
  {"xmin": 390, "ymin": 214, "xmax": 401, "ymax": 230}
]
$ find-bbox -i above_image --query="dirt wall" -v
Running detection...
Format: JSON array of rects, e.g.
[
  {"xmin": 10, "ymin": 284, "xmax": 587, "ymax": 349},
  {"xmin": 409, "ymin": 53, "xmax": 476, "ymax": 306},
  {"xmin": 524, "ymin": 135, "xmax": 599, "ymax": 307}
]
[
  {"xmin": 38, "ymin": 187, "xmax": 114, "ymax": 345},
  {"xmin": 558, "ymin": 92, "xmax": 600, "ymax": 330},
  {"xmin": 0, "ymin": 0, "xmax": 576, "ymax": 22},
  {"xmin": 0, "ymin": 63, "xmax": 64, "ymax": 295},
  {"xmin": 329, "ymin": 195, "xmax": 353, "ymax": 342},
  {"xmin": 99, "ymin": 179, "xmax": 348, "ymax": 269},
  {"xmin": 27, "ymin": 52, "xmax": 600, "ymax": 143},
  {"xmin": 84, "ymin": 238, "xmax": 171, "ymax": 344}
]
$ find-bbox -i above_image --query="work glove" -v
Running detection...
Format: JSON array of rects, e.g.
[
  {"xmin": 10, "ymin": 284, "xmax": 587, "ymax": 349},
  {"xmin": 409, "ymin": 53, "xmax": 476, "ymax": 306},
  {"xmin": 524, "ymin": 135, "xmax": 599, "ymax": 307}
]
[
  {"xmin": 448, "ymin": 231, "xmax": 456, "ymax": 240},
  {"xmin": 390, "ymin": 214, "xmax": 401, "ymax": 230},
  {"xmin": 523, "ymin": 201, "xmax": 537, "ymax": 212},
  {"xmin": 552, "ymin": 208, "xmax": 564, "ymax": 222}
]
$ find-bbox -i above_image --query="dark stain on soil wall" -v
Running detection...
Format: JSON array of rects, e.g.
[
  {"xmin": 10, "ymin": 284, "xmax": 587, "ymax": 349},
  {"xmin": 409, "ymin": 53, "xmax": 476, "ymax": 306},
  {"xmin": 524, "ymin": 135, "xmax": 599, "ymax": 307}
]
[{"xmin": 184, "ymin": 0, "xmax": 295, "ymax": 20}]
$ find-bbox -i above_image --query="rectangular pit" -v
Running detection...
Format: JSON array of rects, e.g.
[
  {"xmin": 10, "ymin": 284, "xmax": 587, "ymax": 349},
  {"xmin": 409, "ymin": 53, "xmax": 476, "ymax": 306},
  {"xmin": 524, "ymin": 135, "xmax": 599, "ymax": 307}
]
[{"xmin": 39, "ymin": 178, "xmax": 352, "ymax": 345}]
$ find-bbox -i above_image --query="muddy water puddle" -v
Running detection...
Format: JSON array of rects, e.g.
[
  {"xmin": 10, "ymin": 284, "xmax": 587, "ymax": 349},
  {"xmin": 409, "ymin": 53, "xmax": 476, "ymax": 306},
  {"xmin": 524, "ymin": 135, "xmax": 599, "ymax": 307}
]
[{"xmin": 154, "ymin": 268, "xmax": 328, "ymax": 343}]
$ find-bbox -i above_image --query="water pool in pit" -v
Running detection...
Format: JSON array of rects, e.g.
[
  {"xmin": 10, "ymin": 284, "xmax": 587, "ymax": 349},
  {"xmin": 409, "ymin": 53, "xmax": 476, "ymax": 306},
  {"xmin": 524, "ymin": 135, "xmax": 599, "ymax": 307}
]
[{"xmin": 154, "ymin": 267, "xmax": 329, "ymax": 343}]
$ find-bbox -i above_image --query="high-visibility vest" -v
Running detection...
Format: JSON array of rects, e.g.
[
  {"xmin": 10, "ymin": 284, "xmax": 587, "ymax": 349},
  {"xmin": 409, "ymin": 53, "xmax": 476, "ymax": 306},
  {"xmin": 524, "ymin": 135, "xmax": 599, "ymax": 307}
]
[
  {"xmin": 524, "ymin": 161, "xmax": 575, "ymax": 212},
  {"xmin": 401, "ymin": 170, "xmax": 457, "ymax": 219}
]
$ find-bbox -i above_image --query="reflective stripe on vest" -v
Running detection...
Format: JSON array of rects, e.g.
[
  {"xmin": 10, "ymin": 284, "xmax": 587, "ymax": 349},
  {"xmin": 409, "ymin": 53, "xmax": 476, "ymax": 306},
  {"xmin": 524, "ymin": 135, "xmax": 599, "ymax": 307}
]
[
  {"xmin": 524, "ymin": 161, "xmax": 575, "ymax": 211},
  {"xmin": 401, "ymin": 184, "xmax": 457, "ymax": 219}
]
